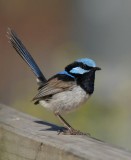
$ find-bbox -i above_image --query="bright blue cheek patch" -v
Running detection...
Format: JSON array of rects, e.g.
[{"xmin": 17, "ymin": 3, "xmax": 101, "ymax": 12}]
[{"xmin": 70, "ymin": 67, "xmax": 89, "ymax": 74}]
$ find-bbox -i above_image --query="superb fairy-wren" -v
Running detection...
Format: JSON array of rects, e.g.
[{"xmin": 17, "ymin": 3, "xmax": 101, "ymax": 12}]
[{"xmin": 7, "ymin": 28, "xmax": 101, "ymax": 135}]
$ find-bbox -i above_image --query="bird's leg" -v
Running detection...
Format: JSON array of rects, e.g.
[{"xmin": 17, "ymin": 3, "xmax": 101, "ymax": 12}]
[
  {"xmin": 55, "ymin": 113, "xmax": 72, "ymax": 131},
  {"xmin": 55, "ymin": 113, "xmax": 89, "ymax": 135}
]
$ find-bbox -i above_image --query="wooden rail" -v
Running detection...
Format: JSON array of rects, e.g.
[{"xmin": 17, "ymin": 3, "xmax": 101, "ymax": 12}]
[{"xmin": 0, "ymin": 103, "xmax": 131, "ymax": 160}]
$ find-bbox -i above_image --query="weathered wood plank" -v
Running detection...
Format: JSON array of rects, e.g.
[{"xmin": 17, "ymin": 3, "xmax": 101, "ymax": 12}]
[{"xmin": 0, "ymin": 103, "xmax": 131, "ymax": 160}]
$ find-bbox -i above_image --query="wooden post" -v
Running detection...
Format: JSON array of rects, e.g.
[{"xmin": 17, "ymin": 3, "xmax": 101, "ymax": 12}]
[{"xmin": 0, "ymin": 103, "xmax": 131, "ymax": 160}]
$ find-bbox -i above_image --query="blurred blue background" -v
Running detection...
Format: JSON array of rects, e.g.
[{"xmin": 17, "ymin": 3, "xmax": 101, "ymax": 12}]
[{"xmin": 0, "ymin": 0, "xmax": 131, "ymax": 150}]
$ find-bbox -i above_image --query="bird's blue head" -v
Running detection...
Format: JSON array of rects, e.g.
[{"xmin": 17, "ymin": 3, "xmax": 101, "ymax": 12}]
[
  {"xmin": 65, "ymin": 58, "xmax": 100, "ymax": 75},
  {"xmin": 70, "ymin": 58, "xmax": 96, "ymax": 74},
  {"xmin": 57, "ymin": 58, "xmax": 101, "ymax": 79}
]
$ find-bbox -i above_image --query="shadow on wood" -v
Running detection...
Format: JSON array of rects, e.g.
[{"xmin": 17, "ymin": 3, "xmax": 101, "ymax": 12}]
[{"xmin": 34, "ymin": 120, "xmax": 66, "ymax": 133}]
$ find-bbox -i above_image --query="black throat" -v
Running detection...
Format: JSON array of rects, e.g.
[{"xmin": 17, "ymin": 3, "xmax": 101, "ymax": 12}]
[{"xmin": 76, "ymin": 70, "xmax": 96, "ymax": 94}]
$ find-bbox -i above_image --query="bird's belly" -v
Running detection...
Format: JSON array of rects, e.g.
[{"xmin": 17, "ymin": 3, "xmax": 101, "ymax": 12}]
[{"xmin": 39, "ymin": 86, "xmax": 90, "ymax": 113}]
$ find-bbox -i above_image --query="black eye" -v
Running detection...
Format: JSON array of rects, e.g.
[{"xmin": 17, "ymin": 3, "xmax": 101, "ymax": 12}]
[{"xmin": 80, "ymin": 63, "xmax": 93, "ymax": 70}]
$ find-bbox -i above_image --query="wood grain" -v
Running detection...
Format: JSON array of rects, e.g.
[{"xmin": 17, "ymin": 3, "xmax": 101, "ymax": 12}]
[{"xmin": 0, "ymin": 104, "xmax": 131, "ymax": 160}]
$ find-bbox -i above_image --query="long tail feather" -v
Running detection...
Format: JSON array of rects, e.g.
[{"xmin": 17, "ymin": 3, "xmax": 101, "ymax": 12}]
[{"xmin": 7, "ymin": 28, "xmax": 47, "ymax": 85}]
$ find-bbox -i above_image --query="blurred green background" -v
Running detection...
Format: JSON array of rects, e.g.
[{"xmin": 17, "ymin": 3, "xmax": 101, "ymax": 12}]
[{"xmin": 0, "ymin": 0, "xmax": 131, "ymax": 150}]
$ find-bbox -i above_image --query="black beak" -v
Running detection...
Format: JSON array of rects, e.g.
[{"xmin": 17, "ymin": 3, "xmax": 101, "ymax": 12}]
[{"xmin": 94, "ymin": 67, "xmax": 101, "ymax": 71}]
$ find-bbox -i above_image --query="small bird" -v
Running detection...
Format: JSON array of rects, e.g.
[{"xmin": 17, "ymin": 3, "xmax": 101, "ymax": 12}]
[{"xmin": 7, "ymin": 28, "xmax": 101, "ymax": 135}]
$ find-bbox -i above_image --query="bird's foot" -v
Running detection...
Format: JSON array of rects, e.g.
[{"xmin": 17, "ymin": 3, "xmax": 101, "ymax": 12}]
[
  {"xmin": 67, "ymin": 128, "xmax": 90, "ymax": 136},
  {"xmin": 58, "ymin": 128, "xmax": 90, "ymax": 136}
]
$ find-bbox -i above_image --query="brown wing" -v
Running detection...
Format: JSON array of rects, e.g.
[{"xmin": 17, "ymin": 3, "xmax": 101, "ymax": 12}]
[{"xmin": 32, "ymin": 77, "xmax": 76, "ymax": 101}]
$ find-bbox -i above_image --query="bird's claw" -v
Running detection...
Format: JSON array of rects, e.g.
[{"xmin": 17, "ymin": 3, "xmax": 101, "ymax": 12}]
[{"xmin": 57, "ymin": 128, "xmax": 90, "ymax": 136}]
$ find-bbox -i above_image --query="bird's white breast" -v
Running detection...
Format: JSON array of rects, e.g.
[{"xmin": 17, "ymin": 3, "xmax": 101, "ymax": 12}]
[{"xmin": 39, "ymin": 86, "xmax": 90, "ymax": 114}]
